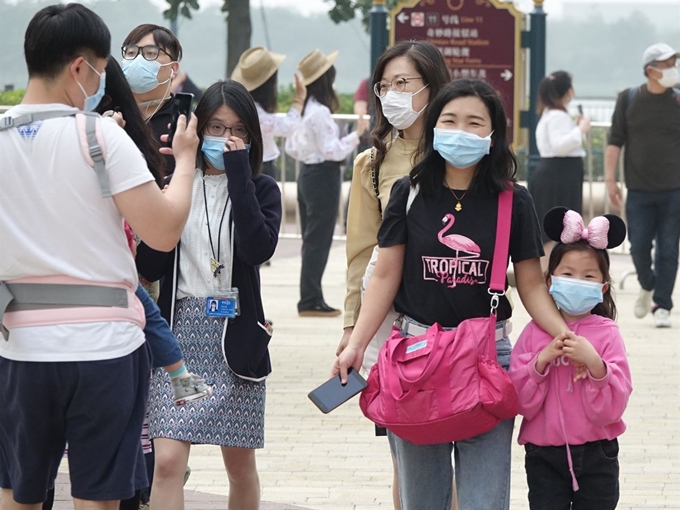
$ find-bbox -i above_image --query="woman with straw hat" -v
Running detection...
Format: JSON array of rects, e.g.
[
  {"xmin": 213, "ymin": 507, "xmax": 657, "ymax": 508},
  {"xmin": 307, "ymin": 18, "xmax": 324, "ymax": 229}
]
[
  {"xmin": 232, "ymin": 46, "xmax": 306, "ymax": 180},
  {"xmin": 286, "ymin": 49, "xmax": 368, "ymax": 317}
]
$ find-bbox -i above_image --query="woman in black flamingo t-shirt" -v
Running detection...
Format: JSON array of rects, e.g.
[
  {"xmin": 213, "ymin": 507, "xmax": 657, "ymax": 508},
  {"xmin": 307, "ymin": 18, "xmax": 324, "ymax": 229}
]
[{"xmin": 333, "ymin": 79, "xmax": 573, "ymax": 510}]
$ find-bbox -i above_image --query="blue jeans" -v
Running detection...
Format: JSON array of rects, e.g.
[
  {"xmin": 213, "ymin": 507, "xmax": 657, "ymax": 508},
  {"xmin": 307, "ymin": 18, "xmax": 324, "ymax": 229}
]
[
  {"xmin": 387, "ymin": 328, "xmax": 514, "ymax": 510},
  {"xmin": 135, "ymin": 285, "xmax": 183, "ymax": 369},
  {"xmin": 626, "ymin": 188, "xmax": 680, "ymax": 311}
]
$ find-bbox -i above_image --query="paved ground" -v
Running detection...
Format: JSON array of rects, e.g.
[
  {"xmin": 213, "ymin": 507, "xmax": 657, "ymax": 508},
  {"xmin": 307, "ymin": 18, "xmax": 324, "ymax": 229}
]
[{"xmin": 31, "ymin": 240, "xmax": 680, "ymax": 508}]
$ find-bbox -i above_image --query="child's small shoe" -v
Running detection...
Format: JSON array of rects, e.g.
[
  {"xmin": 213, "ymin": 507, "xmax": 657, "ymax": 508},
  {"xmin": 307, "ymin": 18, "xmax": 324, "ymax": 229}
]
[{"xmin": 172, "ymin": 372, "xmax": 213, "ymax": 406}]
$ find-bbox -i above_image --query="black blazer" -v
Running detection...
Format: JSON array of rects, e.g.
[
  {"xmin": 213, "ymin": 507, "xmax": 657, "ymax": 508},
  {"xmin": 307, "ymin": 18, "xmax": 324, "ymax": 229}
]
[{"xmin": 136, "ymin": 150, "xmax": 282, "ymax": 381}]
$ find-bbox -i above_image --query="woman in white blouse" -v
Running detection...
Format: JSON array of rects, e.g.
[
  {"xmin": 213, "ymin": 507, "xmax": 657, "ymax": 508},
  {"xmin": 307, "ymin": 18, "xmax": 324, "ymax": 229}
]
[
  {"xmin": 232, "ymin": 46, "xmax": 306, "ymax": 181},
  {"xmin": 286, "ymin": 49, "xmax": 368, "ymax": 317},
  {"xmin": 530, "ymin": 70, "xmax": 591, "ymax": 254}
]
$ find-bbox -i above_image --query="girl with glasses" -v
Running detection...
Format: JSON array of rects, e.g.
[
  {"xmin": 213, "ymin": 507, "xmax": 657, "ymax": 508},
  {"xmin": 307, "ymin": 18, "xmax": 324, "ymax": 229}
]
[{"xmin": 135, "ymin": 80, "xmax": 282, "ymax": 510}]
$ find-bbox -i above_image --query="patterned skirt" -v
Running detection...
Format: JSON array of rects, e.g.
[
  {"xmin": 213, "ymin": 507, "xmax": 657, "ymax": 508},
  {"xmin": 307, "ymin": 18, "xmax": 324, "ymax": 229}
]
[{"xmin": 148, "ymin": 297, "xmax": 266, "ymax": 448}]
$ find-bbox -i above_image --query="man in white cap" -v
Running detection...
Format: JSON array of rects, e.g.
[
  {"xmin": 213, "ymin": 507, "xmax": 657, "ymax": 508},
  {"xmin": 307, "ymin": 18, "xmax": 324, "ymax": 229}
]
[{"xmin": 605, "ymin": 42, "xmax": 680, "ymax": 328}]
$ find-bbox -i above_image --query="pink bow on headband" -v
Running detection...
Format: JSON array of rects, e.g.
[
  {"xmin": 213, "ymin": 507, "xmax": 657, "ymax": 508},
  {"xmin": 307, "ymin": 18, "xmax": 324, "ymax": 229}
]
[{"xmin": 561, "ymin": 210, "xmax": 610, "ymax": 249}]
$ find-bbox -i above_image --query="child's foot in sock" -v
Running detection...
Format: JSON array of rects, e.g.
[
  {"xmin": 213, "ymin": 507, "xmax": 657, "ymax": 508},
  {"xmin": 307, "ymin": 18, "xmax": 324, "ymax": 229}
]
[{"xmin": 169, "ymin": 365, "xmax": 213, "ymax": 406}]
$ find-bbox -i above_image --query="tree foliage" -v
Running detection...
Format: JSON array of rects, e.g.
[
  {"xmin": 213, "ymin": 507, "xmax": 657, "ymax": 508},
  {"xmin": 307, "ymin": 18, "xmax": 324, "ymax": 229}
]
[{"xmin": 324, "ymin": 0, "xmax": 400, "ymax": 30}]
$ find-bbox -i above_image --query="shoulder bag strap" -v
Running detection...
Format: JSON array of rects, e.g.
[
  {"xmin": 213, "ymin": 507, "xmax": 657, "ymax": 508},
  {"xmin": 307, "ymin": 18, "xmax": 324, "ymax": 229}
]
[
  {"xmin": 370, "ymin": 148, "xmax": 382, "ymax": 218},
  {"xmin": 489, "ymin": 187, "xmax": 514, "ymax": 295}
]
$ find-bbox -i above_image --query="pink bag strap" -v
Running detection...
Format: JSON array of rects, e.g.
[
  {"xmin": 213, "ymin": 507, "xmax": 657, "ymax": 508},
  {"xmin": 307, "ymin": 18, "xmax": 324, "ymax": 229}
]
[
  {"xmin": 490, "ymin": 188, "xmax": 513, "ymax": 293},
  {"xmin": 387, "ymin": 324, "xmax": 447, "ymax": 401}
]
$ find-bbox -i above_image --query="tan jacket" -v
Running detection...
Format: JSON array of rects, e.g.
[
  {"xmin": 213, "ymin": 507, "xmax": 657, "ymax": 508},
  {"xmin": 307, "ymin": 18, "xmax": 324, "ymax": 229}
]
[{"xmin": 343, "ymin": 136, "xmax": 420, "ymax": 328}]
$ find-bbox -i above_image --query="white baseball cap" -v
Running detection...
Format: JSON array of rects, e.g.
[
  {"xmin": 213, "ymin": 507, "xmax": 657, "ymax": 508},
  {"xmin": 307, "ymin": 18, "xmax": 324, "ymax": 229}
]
[{"xmin": 642, "ymin": 43, "xmax": 680, "ymax": 68}]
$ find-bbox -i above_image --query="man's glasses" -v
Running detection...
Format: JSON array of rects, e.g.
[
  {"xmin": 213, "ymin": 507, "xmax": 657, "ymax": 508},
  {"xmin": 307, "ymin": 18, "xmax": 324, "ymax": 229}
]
[
  {"xmin": 205, "ymin": 123, "xmax": 249, "ymax": 139},
  {"xmin": 121, "ymin": 45, "xmax": 173, "ymax": 61}
]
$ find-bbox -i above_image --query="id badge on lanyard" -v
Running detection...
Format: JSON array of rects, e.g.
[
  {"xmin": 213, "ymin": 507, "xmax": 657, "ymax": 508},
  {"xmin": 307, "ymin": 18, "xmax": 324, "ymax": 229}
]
[{"xmin": 206, "ymin": 288, "xmax": 240, "ymax": 318}]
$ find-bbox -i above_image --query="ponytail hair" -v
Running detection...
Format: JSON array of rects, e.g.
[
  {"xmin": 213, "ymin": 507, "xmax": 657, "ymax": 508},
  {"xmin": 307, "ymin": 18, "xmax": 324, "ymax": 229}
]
[{"xmin": 537, "ymin": 70, "xmax": 572, "ymax": 115}]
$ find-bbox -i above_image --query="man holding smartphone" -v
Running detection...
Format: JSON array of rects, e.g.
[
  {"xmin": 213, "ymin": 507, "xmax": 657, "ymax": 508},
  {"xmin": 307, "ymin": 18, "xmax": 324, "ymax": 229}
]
[{"xmin": 0, "ymin": 4, "xmax": 199, "ymax": 507}]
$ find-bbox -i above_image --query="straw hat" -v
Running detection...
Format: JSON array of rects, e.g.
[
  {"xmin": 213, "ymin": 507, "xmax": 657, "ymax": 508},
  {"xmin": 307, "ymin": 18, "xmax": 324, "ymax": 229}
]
[
  {"xmin": 231, "ymin": 46, "xmax": 286, "ymax": 92},
  {"xmin": 297, "ymin": 49, "xmax": 339, "ymax": 86}
]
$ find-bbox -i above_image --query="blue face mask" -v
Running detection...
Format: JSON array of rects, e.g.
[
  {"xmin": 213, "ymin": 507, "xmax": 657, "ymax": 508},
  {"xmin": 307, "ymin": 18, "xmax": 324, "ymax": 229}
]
[
  {"xmin": 76, "ymin": 61, "xmax": 106, "ymax": 112},
  {"xmin": 201, "ymin": 136, "xmax": 251, "ymax": 171},
  {"xmin": 549, "ymin": 275, "xmax": 604, "ymax": 316},
  {"xmin": 433, "ymin": 128, "xmax": 492, "ymax": 169},
  {"xmin": 121, "ymin": 56, "xmax": 173, "ymax": 94}
]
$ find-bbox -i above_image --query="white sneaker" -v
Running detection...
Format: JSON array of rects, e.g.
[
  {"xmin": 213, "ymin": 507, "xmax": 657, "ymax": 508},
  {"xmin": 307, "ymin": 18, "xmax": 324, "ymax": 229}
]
[
  {"xmin": 634, "ymin": 289, "xmax": 653, "ymax": 318},
  {"xmin": 653, "ymin": 308, "xmax": 671, "ymax": 328}
]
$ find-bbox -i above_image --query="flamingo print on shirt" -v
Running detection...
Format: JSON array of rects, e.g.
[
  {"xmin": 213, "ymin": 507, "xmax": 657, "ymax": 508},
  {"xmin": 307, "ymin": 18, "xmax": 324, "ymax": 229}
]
[
  {"xmin": 438, "ymin": 213, "xmax": 480, "ymax": 257},
  {"xmin": 422, "ymin": 213, "xmax": 490, "ymax": 288}
]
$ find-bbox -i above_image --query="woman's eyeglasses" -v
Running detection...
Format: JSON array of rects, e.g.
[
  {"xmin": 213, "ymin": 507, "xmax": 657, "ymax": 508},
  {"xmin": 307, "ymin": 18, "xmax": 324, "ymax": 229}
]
[
  {"xmin": 373, "ymin": 77, "xmax": 425, "ymax": 97},
  {"xmin": 205, "ymin": 123, "xmax": 249, "ymax": 139}
]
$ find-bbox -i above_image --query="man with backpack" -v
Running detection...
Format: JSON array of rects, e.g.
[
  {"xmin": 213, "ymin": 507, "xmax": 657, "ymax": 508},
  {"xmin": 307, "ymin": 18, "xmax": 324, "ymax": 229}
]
[
  {"xmin": 605, "ymin": 42, "xmax": 680, "ymax": 328},
  {"xmin": 0, "ymin": 4, "xmax": 199, "ymax": 507}
]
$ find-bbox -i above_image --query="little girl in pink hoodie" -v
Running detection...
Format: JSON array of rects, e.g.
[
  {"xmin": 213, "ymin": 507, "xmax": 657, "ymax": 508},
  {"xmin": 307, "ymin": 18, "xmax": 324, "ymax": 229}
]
[{"xmin": 510, "ymin": 207, "xmax": 633, "ymax": 510}]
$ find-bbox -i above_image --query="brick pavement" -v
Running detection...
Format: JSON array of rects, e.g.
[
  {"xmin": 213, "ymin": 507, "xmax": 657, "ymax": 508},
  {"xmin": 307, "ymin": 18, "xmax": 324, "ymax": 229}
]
[{"xmin": 19, "ymin": 241, "xmax": 680, "ymax": 509}]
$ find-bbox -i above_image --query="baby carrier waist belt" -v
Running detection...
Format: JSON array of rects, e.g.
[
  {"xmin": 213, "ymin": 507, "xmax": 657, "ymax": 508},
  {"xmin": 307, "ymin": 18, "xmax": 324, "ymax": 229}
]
[{"xmin": 0, "ymin": 281, "xmax": 129, "ymax": 340}]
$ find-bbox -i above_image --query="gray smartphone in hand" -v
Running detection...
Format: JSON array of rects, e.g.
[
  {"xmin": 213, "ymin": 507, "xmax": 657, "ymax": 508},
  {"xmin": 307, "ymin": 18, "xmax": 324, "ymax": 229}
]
[{"xmin": 308, "ymin": 368, "xmax": 368, "ymax": 414}]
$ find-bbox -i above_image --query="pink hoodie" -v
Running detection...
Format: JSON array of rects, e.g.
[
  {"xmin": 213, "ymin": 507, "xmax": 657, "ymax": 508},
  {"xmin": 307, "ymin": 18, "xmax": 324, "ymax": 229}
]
[{"xmin": 510, "ymin": 314, "xmax": 632, "ymax": 447}]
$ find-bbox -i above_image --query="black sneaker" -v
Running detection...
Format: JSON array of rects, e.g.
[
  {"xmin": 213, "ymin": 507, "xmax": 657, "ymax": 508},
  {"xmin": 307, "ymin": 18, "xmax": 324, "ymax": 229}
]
[{"xmin": 298, "ymin": 303, "xmax": 342, "ymax": 317}]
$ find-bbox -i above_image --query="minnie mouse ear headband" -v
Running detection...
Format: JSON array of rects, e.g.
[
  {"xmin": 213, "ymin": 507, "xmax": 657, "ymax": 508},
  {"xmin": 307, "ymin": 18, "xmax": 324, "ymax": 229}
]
[{"xmin": 543, "ymin": 207, "xmax": 626, "ymax": 250}]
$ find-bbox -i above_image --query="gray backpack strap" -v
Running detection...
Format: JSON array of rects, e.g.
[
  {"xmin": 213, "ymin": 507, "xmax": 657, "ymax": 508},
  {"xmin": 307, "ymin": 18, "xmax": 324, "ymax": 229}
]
[
  {"xmin": 0, "ymin": 109, "xmax": 81, "ymax": 131},
  {"xmin": 0, "ymin": 109, "xmax": 110, "ymax": 197},
  {"xmin": 84, "ymin": 114, "xmax": 111, "ymax": 197}
]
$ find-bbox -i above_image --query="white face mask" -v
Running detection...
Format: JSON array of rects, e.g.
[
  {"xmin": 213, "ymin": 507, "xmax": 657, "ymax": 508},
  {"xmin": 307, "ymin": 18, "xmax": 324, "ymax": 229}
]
[
  {"xmin": 654, "ymin": 66, "xmax": 680, "ymax": 88},
  {"xmin": 379, "ymin": 84, "xmax": 428, "ymax": 131}
]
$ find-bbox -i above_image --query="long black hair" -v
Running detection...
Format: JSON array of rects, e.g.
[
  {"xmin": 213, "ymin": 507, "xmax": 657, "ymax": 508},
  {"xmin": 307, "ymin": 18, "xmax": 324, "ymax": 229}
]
[
  {"xmin": 537, "ymin": 71, "xmax": 572, "ymax": 115},
  {"xmin": 410, "ymin": 79, "xmax": 517, "ymax": 195},
  {"xmin": 547, "ymin": 241, "xmax": 617, "ymax": 320},
  {"xmin": 250, "ymin": 72, "xmax": 278, "ymax": 114},
  {"xmin": 304, "ymin": 66, "xmax": 339, "ymax": 114},
  {"xmin": 194, "ymin": 80, "xmax": 264, "ymax": 177},
  {"xmin": 370, "ymin": 41, "xmax": 451, "ymax": 172},
  {"xmin": 95, "ymin": 56, "xmax": 165, "ymax": 186}
]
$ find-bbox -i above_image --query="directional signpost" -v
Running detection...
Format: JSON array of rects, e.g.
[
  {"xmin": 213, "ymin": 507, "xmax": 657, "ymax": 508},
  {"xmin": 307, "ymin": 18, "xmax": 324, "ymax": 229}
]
[{"xmin": 391, "ymin": 0, "xmax": 523, "ymax": 144}]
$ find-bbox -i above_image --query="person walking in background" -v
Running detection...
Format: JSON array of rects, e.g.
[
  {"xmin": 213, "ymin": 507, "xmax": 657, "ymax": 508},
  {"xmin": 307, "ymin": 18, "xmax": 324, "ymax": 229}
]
[
  {"xmin": 510, "ymin": 207, "xmax": 632, "ymax": 510},
  {"xmin": 605, "ymin": 42, "xmax": 680, "ymax": 328},
  {"xmin": 353, "ymin": 77, "xmax": 372, "ymax": 154},
  {"xmin": 338, "ymin": 41, "xmax": 451, "ymax": 508},
  {"xmin": 121, "ymin": 24, "xmax": 183, "ymax": 173},
  {"xmin": 334, "ymin": 79, "xmax": 571, "ymax": 509},
  {"xmin": 232, "ymin": 46, "xmax": 306, "ymax": 181},
  {"xmin": 286, "ymin": 49, "xmax": 368, "ymax": 317},
  {"xmin": 530, "ymin": 71, "xmax": 591, "ymax": 268},
  {"xmin": 135, "ymin": 80, "xmax": 281, "ymax": 510}
]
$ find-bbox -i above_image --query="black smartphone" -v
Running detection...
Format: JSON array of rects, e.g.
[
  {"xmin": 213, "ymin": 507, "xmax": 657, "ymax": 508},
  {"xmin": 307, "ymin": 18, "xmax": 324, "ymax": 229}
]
[
  {"xmin": 308, "ymin": 368, "xmax": 368, "ymax": 414},
  {"xmin": 577, "ymin": 104, "xmax": 584, "ymax": 116},
  {"xmin": 167, "ymin": 92, "xmax": 194, "ymax": 146}
]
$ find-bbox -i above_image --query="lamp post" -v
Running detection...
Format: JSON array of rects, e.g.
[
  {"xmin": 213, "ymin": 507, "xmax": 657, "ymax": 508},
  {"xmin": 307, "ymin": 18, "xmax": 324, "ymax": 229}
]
[
  {"xmin": 370, "ymin": 0, "xmax": 388, "ymax": 77},
  {"xmin": 526, "ymin": 0, "xmax": 546, "ymax": 186}
]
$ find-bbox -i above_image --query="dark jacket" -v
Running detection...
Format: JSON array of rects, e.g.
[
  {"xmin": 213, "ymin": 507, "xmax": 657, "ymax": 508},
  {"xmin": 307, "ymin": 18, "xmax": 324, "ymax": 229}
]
[{"xmin": 136, "ymin": 150, "xmax": 282, "ymax": 381}]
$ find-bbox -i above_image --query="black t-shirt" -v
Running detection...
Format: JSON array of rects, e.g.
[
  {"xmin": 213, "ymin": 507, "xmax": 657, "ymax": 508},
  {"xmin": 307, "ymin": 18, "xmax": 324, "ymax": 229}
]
[
  {"xmin": 147, "ymin": 96, "xmax": 176, "ymax": 174},
  {"xmin": 378, "ymin": 177, "xmax": 543, "ymax": 327},
  {"xmin": 608, "ymin": 86, "xmax": 680, "ymax": 192}
]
